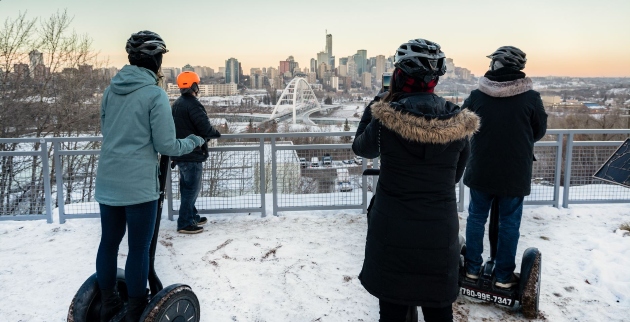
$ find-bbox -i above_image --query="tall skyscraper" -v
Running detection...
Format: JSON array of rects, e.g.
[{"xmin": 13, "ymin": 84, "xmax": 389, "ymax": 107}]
[
  {"xmin": 326, "ymin": 33, "xmax": 333, "ymax": 68},
  {"xmin": 375, "ymin": 55, "xmax": 386, "ymax": 79},
  {"xmin": 326, "ymin": 34, "xmax": 332, "ymax": 58},
  {"xmin": 310, "ymin": 58, "xmax": 318, "ymax": 73},
  {"xmin": 225, "ymin": 58, "xmax": 239, "ymax": 84},
  {"xmin": 316, "ymin": 51, "xmax": 328, "ymax": 71},
  {"xmin": 29, "ymin": 50, "xmax": 44, "ymax": 68},
  {"xmin": 355, "ymin": 50, "xmax": 367, "ymax": 76}
]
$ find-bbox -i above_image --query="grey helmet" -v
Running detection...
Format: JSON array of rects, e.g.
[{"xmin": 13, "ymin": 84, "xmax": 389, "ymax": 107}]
[
  {"xmin": 394, "ymin": 39, "xmax": 447, "ymax": 78},
  {"xmin": 125, "ymin": 30, "xmax": 168, "ymax": 56},
  {"xmin": 487, "ymin": 46, "xmax": 526, "ymax": 70}
]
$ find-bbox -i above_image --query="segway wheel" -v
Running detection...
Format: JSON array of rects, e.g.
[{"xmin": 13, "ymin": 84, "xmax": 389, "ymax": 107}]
[
  {"xmin": 519, "ymin": 248, "xmax": 542, "ymax": 319},
  {"xmin": 68, "ymin": 268, "xmax": 128, "ymax": 322},
  {"xmin": 140, "ymin": 284, "xmax": 200, "ymax": 322}
]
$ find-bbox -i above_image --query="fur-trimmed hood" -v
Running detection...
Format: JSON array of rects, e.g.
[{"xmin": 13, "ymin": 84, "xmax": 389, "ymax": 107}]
[
  {"xmin": 478, "ymin": 76, "xmax": 533, "ymax": 98},
  {"xmin": 371, "ymin": 100, "xmax": 479, "ymax": 145}
]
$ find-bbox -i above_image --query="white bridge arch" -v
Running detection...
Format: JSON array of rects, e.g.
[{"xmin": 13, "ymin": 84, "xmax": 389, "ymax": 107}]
[{"xmin": 270, "ymin": 77, "xmax": 321, "ymax": 124}]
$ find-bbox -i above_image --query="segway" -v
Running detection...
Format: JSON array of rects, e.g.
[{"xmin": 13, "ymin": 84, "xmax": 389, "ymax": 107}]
[
  {"xmin": 68, "ymin": 155, "xmax": 201, "ymax": 322},
  {"xmin": 458, "ymin": 199, "xmax": 542, "ymax": 319}
]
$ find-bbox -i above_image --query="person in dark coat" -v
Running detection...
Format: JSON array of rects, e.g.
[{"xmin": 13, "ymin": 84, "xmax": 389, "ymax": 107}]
[
  {"xmin": 462, "ymin": 46, "xmax": 547, "ymax": 289},
  {"xmin": 353, "ymin": 39, "xmax": 480, "ymax": 322},
  {"xmin": 171, "ymin": 71, "xmax": 221, "ymax": 234}
]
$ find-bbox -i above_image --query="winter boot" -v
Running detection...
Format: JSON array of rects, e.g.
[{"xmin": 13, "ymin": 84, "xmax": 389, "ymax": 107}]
[
  {"xmin": 125, "ymin": 296, "xmax": 148, "ymax": 322},
  {"xmin": 100, "ymin": 287, "xmax": 123, "ymax": 322},
  {"xmin": 495, "ymin": 273, "xmax": 520, "ymax": 289}
]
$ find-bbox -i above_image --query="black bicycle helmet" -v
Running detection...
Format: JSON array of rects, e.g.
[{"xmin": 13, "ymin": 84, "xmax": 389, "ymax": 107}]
[
  {"xmin": 394, "ymin": 39, "xmax": 446, "ymax": 78},
  {"xmin": 487, "ymin": 46, "xmax": 526, "ymax": 70},
  {"xmin": 125, "ymin": 30, "xmax": 168, "ymax": 56}
]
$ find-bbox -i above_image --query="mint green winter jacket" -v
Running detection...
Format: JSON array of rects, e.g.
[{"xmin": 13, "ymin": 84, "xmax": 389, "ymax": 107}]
[{"xmin": 95, "ymin": 65, "xmax": 198, "ymax": 206}]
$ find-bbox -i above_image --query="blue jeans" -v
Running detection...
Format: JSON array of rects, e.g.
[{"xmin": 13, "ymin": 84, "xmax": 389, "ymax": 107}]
[
  {"xmin": 465, "ymin": 189, "xmax": 524, "ymax": 282},
  {"xmin": 96, "ymin": 200, "xmax": 157, "ymax": 298},
  {"xmin": 177, "ymin": 161, "xmax": 203, "ymax": 230}
]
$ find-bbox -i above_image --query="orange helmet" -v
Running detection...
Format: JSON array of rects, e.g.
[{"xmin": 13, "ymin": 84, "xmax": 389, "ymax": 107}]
[{"xmin": 177, "ymin": 71, "xmax": 200, "ymax": 89}]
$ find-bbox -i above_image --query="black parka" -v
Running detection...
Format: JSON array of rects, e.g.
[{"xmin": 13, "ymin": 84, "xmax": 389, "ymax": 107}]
[
  {"xmin": 462, "ymin": 72, "xmax": 547, "ymax": 197},
  {"xmin": 171, "ymin": 94, "xmax": 221, "ymax": 162},
  {"xmin": 352, "ymin": 93, "xmax": 479, "ymax": 307}
]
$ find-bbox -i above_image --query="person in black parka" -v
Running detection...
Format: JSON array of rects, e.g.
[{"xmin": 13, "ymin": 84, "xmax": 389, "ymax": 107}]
[
  {"xmin": 171, "ymin": 71, "xmax": 221, "ymax": 234},
  {"xmin": 353, "ymin": 39, "xmax": 479, "ymax": 322},
  {"xmin": 462, "ymin": 46, "xmax": 547, "ymax": 289}
]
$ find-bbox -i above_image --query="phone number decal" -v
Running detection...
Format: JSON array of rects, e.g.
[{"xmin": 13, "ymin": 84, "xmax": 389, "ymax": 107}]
[{"xmin": 460, "ymin": 287, "xmax": 514, "ymax": 306}]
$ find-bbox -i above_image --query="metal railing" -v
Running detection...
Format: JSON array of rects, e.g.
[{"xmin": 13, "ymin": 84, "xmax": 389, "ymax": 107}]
[{"xmin": 1, "ymin": 130, "xmax": 629, "ymax": 222}]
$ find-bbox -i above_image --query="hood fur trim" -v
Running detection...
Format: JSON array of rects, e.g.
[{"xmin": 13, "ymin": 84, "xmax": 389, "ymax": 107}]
[
  {"xmin": 478, "ymin": 77, "xmax": 533, "ymax": 98},
  {"xmin": 371, "ymin": 102, "xmax": 480, "ymax": 144}
]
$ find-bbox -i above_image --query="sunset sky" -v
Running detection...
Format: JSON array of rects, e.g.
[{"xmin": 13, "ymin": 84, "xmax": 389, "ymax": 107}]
[{"xmin": 1, "ymin": 0, "xmax": 629, "ymax": 77}]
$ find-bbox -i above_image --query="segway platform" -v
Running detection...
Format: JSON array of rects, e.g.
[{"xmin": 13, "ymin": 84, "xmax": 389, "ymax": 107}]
[{"xmin": 458, "ymin": 199, "xmax": 542, "ymax": 319}]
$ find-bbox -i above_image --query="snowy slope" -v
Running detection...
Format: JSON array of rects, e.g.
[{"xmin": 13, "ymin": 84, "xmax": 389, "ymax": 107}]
[{"xmin": 0, "ymin": 196, "xmax": 629, "ymax": 321}]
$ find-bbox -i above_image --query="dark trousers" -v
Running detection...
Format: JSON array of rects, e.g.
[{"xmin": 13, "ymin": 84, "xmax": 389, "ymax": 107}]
[
  {"xmin": 379, "ymin": 299, "xmax": 453, "ymax": 322},
  {"xmin": 176, "ymin": 161, "xmax": 203, "ymax": 230},
  {"xmin": 465, "ymin": 188, "xmax": 524, "ymax": 282},
  {"xmin": 96, "ymin": 200, "xmax": 157, "ymax": 298}
]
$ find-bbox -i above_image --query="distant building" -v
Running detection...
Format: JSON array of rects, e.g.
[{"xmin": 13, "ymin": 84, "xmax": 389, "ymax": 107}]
[
  {"xmin": 225, "ymin": 58, "xmax": 239, "ymax": 84},
  {"xmin": 318, "ymin": 62, "xmax": 328, "ymax": 80},
  {"xmin": 375, "ymin": 55, "xmax": 386, "ymax": 80},
  {"xmin": 29, "ymin": 50, "xmax": 44, "ymax": 76},
  {"xmin": 182, "ymin": 64, "xmax": 194, "ymax": 72},
  {"xmin": 267, "ymin": 67, "xmax": 278, "ymax": 80},
  {"xmin": 311, "ymin": 83, "xmax": 323, "ymax": 91},
  {"xmin": 330, "ymin": 76, "xmax": 339, "ymax": 91},
  {"xmin": 338, "ymin": 64, "xmax": 347, "ymax": 77},
  {"xmin": 347, "ymin": 58, "xmax": 358, "ymax": 81},
  {"xmin": 13, "ymin": 63, "xmax": 29, "ymax": 78},
  {"xmin": 250, "ymin": 73, "xmax": 265, "ymax": 89},
  {"xmin": 362, "ymin": 72, "xmax": 371, "ymax": 89},
  {"xmin": 310, "ymin": 58, "xmax": 318, "ymax": 73},
  {"xmin": 279, "ymin": 61, "xmax": 290, "ymax": 75},
  {"xmin": 307, "ymin": 72, "xmax": 317, "ymax": 84},
  {"xmin": 168, "ymin": 83, "xmax": 237, "ymax": 96},
  {"xmin": 355, "ymin": 50, "xmax": 367, "ymax": 75}
]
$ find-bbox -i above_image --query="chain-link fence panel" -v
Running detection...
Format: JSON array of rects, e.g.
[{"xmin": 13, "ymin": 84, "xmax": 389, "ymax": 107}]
[
  {"xmin": 275, "ymin": 147, "xmax": 363, "ymax": 208},
  {"xmin": 170, "ymin": 147, "xmax": 263, "ymax": 212},
  {"xmin": 568, "ymin": 145, "xmax": 630, "ymax": 202},
  {"xmin": 54, "ymin": 140, "xmax": 102, "ymax": 219},
  {"xmin": 526, "ymin": 145, "xmax": 558, "ymax": 202}
]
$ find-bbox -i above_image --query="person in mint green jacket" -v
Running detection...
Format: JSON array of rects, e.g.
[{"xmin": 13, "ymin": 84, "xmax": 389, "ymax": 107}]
[{"xmin": 94, "ymin": 31, "xmax": 204, "ymax": 322}]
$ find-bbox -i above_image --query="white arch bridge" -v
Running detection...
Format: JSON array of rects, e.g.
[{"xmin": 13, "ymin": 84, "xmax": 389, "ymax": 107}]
[{"xmin": 270, "ymin": 77, "xmax": 321, "ymax": 124}]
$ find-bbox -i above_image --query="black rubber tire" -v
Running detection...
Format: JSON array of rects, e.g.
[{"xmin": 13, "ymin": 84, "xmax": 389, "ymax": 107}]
[
  {"xmin": 140, "ymin": 284, "xmax": 200, "ymax": 322},
  {"xmin": 519, "ymin": 248, "xmax": 542, "ymax": 319},
  {"xmin": 67, "ymin": 268, "xmax": 128, "ymax": 322}
]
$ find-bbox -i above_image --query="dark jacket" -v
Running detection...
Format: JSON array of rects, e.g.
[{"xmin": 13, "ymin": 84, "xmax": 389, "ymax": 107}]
[
  {"xmin": 171, "ymin": 93, "xmax": 221, "ymax": 162},
  {"xmin": 352, "ymin": 93, "xmax": 479, "ymax": 307},
  {"xmin": 462, "ymin": 69, "xmax": 548, "ymax": 197}
]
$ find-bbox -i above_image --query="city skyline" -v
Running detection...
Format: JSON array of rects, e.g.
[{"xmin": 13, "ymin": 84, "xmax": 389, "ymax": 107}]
[{"xmin": 1, "ymin": 0, "xmax": 629, "ymax": 77}]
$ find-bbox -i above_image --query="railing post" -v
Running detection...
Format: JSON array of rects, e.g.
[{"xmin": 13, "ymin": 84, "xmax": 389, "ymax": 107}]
[
  {"xmin": 563, "ymin": 132, "xmax": 574, "ymax": 208},
  {"xmin": 53, "ymin": 141, "xmax": 66, "ymax": 223},
  {"xmin": 553, "ymin": 133, "xmax": 563, "ymax": 208},
  {"xmin": 259, "ymin": 137, "xmax": 267, "ymax": 217},
  {"xmin": 271, "ymin": 137, "xmax": 278, "ymax": 216},
  {"xmin": 41, "ymin": 139, "xmax": 53, "ymax": 223}
]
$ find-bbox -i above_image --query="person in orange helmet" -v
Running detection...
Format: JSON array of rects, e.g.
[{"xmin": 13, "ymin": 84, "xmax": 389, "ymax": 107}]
[{"xmin": 171, "ymin": 71, "xmax": 221, "ymax": 234}]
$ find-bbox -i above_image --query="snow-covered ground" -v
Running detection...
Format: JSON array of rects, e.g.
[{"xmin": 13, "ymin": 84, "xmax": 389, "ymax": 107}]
[{"xmin": 1, "ymin": 195, "xmax": 629, "ymax": 321}]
